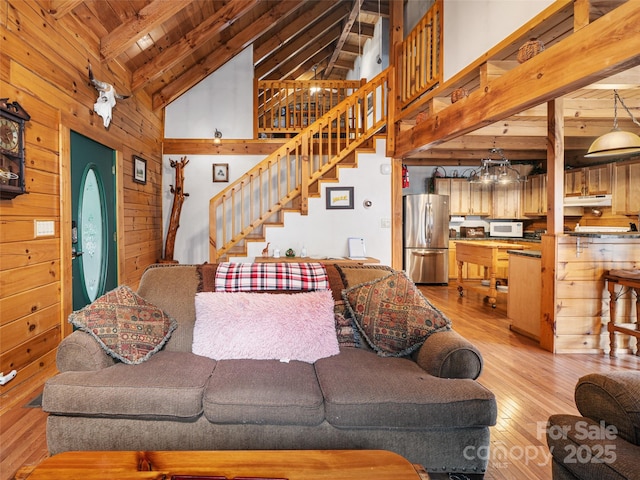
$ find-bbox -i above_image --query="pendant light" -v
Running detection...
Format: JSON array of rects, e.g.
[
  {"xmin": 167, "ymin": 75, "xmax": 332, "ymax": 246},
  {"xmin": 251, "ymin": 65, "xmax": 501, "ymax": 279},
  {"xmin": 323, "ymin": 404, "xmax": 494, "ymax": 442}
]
[
  {"xmin": 585, "ymin": 90, "xmax": 640, "ymax": 159},
  {"xmin": 468, "ymin": 148, "xmax": 526, "ymax": 184}
]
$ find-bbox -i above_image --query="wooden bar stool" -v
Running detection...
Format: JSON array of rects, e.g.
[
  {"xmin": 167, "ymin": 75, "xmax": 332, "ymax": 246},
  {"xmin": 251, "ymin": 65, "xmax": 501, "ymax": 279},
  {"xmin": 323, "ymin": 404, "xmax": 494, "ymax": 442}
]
[{"xmin": 604, "ymin": 269, "xmax": 640, "ymax": 357}]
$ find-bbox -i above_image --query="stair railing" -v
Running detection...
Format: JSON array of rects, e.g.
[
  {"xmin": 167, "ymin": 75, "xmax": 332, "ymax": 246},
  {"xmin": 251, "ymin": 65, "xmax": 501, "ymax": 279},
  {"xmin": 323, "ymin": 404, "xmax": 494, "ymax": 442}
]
[
  {"xmin": 255, "ymin": 79, "xmax": 364, "ymax": 136},
  {"xmin": 210, "ymin": 68, "xmax": 390, "ymax": 262}
]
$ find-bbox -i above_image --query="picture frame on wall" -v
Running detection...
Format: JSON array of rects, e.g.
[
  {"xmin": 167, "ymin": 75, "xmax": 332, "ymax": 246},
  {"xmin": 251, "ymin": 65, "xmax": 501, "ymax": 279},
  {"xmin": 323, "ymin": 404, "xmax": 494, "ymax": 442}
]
[
  {"xmin": 133, "ymin": 155, "xmax": 147, "ymax": 184},
  {"xmin": 326, "ymin": 186, "xmax": 354, "ymax": 209},
  {"xmin": 213, "ymin": 163, "xmax": 229, "ymax": 182}
]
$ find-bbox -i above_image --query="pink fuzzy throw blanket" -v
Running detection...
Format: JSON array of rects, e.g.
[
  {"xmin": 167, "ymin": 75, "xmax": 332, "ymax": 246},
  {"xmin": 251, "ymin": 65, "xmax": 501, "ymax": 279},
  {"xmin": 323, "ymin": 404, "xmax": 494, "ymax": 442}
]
[{"xmin": 193, "ymin": 289, "xmax": 339, "ymax": 363}]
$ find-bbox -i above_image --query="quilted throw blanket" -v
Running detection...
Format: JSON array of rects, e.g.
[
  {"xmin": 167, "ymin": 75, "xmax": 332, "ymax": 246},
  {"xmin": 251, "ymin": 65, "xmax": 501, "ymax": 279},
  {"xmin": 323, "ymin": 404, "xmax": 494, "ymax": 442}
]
[{"xmin": 214, "ymin": 262, "xmax": 330, "ymax": 292}]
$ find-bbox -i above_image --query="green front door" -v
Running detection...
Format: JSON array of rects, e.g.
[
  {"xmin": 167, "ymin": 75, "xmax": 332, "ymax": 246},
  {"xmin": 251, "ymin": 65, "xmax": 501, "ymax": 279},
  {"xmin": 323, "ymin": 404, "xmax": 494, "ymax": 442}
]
[{"xmin": 70, "ymin": 131, "xmax": 117, "ymax": 311}]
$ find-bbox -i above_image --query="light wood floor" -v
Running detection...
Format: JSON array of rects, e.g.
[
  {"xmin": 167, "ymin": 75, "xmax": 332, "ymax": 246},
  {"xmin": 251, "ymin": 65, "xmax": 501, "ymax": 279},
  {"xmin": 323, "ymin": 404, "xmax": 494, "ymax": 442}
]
[{"xmin": 1, "ymin": 285, "xmax": 638, "ymax": 480}]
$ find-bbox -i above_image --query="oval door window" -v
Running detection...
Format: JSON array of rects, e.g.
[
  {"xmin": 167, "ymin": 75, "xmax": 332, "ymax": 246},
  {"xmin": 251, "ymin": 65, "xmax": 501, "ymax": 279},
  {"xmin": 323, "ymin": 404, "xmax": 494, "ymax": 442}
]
[{"xmin": 79, "ymin": 166, "xmax": 107, "ymax": 302}]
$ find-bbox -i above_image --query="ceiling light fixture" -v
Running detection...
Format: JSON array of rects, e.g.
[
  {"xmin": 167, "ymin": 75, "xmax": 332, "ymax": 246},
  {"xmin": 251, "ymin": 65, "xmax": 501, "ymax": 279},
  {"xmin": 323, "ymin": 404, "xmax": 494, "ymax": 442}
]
[
  {"xmin": 585, "ymin": 90, "xmax": 640, "ymax": 159},
  {"xmin": 213, "ymin": 129, "xmax": 222, "ymax": 145},
  {"xmin": 468, "ymin": 148, "xmax": 526, "ymax": 185}
]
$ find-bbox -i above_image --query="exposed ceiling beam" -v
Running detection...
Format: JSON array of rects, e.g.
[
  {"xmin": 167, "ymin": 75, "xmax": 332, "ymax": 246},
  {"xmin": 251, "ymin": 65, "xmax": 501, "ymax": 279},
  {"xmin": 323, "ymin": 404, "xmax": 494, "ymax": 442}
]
[
  {"xmin": 395, "ymin": 0, "xmax": 640, "ymax": 159},
  {"xmin": 47, "ymin": 0, "xmax": 82, "ymax": 18},
  {"xmin": 100, "ymin": 0, "xmax": 191, "ymax": 62},
  {"xmin": 151, "ymin": 0, "xmax": 303, "ymax": 110},
  {"xmin": 264, "ymin": 26, "xmax": 342, "ymax": 80},
  {"xmin": 255, "ymin": 5, "xmax": 350, "ymax": 80},
  {"xmin": 361, "ymin": 0, "xmax": 389, "ymax": 17},
  {"xmin": 253, "ymin": 0, "xmax": 341, "ymax": 64},
  {"xmin": 132, "ymin": 0, "xmax": 259, "ymax": 92},
  {"xmin": 286, "ymin": 51, "xmax": 332, "ymax": 81},
  {"xmin": 324, "ymin": 0, "xmax": 365, "ymax": 79}
]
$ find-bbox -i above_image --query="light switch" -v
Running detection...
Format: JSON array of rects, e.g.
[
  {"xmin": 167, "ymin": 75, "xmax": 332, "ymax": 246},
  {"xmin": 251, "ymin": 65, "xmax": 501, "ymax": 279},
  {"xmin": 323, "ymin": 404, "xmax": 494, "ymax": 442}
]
[{"xmin": 34, "ymin": 220, "xmax": 55, "ymax": 237}]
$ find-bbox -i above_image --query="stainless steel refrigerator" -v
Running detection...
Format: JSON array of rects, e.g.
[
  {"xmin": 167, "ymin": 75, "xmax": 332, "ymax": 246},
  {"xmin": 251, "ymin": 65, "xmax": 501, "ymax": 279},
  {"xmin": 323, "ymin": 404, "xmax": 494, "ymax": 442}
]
[{"xmin": 403, "ymin": 194, "xmax": 450, "ymax": 284}]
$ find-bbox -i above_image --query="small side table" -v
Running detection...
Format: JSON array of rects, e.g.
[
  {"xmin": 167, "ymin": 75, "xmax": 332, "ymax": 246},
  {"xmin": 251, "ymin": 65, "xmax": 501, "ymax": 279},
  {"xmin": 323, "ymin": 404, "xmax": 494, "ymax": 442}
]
[
  {"xmin": 254, "ymin": 256, "xmax": 380, "ymax": 266},
  {"xmin": 605, "ymin": 270, "xmax": 640, "ymax": 357}
]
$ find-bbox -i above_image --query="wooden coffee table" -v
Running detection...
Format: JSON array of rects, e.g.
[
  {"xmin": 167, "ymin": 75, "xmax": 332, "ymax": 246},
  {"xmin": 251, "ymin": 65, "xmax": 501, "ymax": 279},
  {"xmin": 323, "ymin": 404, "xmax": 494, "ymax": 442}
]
[{"xmin": 23, "ymin": 450, "xmax": 426, "ymax": 479}]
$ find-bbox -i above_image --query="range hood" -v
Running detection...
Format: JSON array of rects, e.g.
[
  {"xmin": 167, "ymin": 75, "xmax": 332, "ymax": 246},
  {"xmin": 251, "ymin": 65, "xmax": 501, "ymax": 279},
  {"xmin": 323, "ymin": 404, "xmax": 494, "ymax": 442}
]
[{"xmin": 563, "ymin": 194, "xmax": 612, "ymax": 207}]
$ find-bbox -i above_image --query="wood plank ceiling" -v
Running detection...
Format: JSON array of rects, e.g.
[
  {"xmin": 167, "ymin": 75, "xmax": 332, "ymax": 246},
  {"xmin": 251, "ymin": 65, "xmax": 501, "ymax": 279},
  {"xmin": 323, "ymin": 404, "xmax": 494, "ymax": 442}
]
[
  {"xmin": 48, "ymin": 0, "xmax": 388, "ymax": 111},
  {"xmin": 47, "ymin": 0, "xmax": 639, "ymax": 167}
]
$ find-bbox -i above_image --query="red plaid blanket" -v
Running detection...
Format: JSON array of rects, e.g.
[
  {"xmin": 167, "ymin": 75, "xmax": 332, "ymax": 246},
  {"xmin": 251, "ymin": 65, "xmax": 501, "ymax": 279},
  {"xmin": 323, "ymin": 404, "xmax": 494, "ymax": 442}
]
[{"xmin": 214, "ymin": 262, "xmax": 330, "ymax": 292}]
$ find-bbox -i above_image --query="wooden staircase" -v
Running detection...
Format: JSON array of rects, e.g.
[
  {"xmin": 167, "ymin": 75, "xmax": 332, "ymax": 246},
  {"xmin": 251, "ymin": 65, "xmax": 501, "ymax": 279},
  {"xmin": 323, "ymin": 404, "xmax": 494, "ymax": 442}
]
[{"xmin": 209, "ymin": 68, "xmax": 390, "ymax": 262}]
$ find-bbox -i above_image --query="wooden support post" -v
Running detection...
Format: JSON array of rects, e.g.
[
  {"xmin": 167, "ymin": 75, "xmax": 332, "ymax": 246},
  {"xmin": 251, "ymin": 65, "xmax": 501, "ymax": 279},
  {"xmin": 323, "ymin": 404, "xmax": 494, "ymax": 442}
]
[{"xmin": 540, "ymin": 99, "xmax": 564, "ymax": 352}]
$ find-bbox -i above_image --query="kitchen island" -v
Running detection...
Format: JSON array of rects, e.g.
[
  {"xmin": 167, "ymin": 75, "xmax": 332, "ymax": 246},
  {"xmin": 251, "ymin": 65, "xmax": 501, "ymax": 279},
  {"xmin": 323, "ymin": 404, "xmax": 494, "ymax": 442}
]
[
  {"xmin": 455, "ymin": 241, "xmax": 525, "ymax": 308},
  {"xmin": 541, "ymin": 232, "xmax": 640, "ymax": 353}
]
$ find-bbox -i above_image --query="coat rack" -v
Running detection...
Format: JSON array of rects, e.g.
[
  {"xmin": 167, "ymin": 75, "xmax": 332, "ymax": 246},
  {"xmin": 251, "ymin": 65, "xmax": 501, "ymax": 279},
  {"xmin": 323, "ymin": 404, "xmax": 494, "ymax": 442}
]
[{"xmin": 161, "ymin": 156, "xmax": 189, "ymax": 263}]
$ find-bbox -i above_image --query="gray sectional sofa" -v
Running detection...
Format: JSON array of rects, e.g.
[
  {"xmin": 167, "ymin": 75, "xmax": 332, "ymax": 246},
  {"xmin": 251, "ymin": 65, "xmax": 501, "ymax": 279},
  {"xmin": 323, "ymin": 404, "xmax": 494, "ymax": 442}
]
[{"xmin": 43, "ymin": 263, "xmax": 497, "ymax": 474}]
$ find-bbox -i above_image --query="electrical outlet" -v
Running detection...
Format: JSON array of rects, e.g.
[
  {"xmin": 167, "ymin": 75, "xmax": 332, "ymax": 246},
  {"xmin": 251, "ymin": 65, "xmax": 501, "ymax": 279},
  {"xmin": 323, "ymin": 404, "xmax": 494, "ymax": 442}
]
[
  {"xmin": 34, "ymin": 220, "xmax": 55, "ymax": 237},
  {"xmin": 381, "ymin": 218, "xmax": 391, "ymax": 228}
]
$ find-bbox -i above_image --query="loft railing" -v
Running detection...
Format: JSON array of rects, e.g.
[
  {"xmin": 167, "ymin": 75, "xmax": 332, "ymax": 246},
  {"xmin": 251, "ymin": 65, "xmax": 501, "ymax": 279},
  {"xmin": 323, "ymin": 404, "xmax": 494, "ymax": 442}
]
[
  {"xmin": 397, "ymin": 0, "xmax": 442, "ymax": 110},
  {"xmin": 255, "ymin": 79, "xmax": 364, "ymax": 136},
  {"xmin": 210, "ymin": 68, "xmax": 390, "ymax": 262}
]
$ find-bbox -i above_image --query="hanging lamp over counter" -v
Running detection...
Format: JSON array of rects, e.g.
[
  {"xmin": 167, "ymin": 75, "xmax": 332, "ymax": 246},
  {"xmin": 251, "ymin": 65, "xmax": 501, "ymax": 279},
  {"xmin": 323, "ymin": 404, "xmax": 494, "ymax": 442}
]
[{"xmin": 585, "ymin": 90, "xmax": 640, "ymax": 159}]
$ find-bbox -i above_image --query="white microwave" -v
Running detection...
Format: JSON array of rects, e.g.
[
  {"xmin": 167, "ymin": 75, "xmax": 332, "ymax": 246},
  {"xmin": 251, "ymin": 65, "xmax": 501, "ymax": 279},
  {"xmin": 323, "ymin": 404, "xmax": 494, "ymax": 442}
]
[{"xmin": 489, "ymin": 221, "xmax": 523, "ymax": 238}]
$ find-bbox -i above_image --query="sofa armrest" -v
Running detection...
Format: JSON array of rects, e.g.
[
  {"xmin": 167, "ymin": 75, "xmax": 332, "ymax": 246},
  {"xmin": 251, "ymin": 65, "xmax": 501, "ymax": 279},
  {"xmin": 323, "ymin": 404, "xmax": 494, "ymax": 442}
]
[
  {"xmin": 412, "ymin": 329, "xmax": 483, "ymax": 380},
  {"xmin": 574, "ymin": 372, "xmax": 640, "ymax": 446},
  {"xmin": 56, "ymin": 331, "xmax": 116, "ymax": 372}
]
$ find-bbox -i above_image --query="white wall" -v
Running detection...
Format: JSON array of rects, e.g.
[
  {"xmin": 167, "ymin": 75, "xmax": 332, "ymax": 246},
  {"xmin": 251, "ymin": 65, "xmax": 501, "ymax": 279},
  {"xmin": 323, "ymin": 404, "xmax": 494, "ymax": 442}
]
[
  {"xmin": 442, "ymin": 0, "xmax": 553, "ymax": 81},
  {"xmin": 164, "ymin": 47, "xmax": 254, "ymax": 139},
  {"xmin": 241, "ymin": 138, "xmax": 392, "ymax": 265},
  {"xmin": 161, "ymin": 2, "xmax": 556, "ymax": 265},
  {"xmin": 163, "ymin": 47, "xmax": 259, "ymax": 264},
  {"xmin": 347, "ymin": 17, "xmax": 389, "ymax": 81}
]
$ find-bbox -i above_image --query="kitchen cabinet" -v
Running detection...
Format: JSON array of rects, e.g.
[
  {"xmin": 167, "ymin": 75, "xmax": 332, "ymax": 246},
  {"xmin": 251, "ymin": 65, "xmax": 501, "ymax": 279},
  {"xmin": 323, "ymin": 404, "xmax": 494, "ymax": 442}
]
[
  {"xmin": 435, "ymin": 178, "xmax": 490, "ymax": 216},
  {"xmin": 612, "ymin": 159, "xmax": 640, "ymax": 215},
  {"xmin": 491, "ymin": 183, "xmax": 521, "ymax": 219},
  {"xmin": 508, "ymin": 251, "xmax": 541, "ymax": 341},
  {"xmin": 522, "ymin": 174, "xmax": 547, "ymax": 216},
  {"xmin": 564, "ymin": 163, "xmax": 612, "ymax": 196}
]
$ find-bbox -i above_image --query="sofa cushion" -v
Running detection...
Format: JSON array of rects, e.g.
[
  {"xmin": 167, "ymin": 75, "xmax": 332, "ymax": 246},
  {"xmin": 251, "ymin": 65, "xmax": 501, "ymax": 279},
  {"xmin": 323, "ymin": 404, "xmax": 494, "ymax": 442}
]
[
  {"xmin": 203, "ymin": 359, "xmax": 324, "ymax": 426},
  {"xmin": 193, "ymin": 290, "xmax": 339, "ymax": 363},
  {"xmin": 342, "ymin": 271, "xmax": 451, "ymax": 357},
  {"xmin": 315, "ymin": 347, "xmax": 497, "ymax": 429},
  {"xmin": 68, "ymin": 285, "xmax": 177, "ymax": 364},
  {"xmin": 43, "ymin": 351, "xmax": 215, "ymax": 419}
]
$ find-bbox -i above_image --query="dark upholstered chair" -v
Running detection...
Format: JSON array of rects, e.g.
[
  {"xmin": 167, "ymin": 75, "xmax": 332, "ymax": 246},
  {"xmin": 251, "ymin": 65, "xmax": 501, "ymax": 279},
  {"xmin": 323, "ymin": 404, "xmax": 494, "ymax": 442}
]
[{"xmin": 546, "ymin": 372, "xmax": 640, "ymax": 480}]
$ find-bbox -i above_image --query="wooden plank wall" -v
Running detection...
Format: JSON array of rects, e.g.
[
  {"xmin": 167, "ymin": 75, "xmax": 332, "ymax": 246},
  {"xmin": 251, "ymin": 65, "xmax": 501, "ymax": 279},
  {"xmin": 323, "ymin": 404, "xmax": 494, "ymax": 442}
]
[
  {"xmin": 0, "ymin": 0, "xmax": 164, "ymax": 412},
  {"xmin": 554, "ymin": 236, "xmax": 640, "ymax": 354}
]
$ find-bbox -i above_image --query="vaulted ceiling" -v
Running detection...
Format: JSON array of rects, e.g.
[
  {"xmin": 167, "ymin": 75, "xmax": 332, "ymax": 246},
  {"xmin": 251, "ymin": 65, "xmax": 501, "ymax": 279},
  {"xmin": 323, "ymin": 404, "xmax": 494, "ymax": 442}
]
[
  {"xmin": 47, "ymin": 0, "xmax": 639, "ymax": 166},
  {"xmin": 48, "ymin": 0, "xmax": 388, "ymax": 110}
]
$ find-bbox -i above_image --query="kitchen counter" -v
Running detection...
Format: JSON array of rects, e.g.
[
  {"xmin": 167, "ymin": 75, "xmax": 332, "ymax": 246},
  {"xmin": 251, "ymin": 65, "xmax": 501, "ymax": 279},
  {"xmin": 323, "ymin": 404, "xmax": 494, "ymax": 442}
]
[
  {"xmin": 566, "ymin": 232, "xmax": 640, "ymax": 238},
  {"xmin": 450, "ymin": 236, "xmax": 541, "ymax": 243},
  {"xmin": 507, "ymin": 249, "xmax": 541, "ymax": 258}
]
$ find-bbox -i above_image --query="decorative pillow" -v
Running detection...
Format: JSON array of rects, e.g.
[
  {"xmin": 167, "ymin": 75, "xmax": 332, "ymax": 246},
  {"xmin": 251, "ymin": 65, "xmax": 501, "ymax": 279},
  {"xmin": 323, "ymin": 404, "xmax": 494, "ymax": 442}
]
[
  {"xmin": 335, "ymin": 264, "xmax": 394, "ymax": 288},
  {"xmin": 68, "ymin": 285, "xmax": 177, "ymax": 365},
  {"xmin": 342, "ymin": 271, "xmax": 451, "ymax": 357},
  {"xmin": 193, "ymin": 290, "xmax": 339, "ymax": 363},
  {"xmin": 334, "ymin": 300, "xmax": 357, "ymax": 347}
]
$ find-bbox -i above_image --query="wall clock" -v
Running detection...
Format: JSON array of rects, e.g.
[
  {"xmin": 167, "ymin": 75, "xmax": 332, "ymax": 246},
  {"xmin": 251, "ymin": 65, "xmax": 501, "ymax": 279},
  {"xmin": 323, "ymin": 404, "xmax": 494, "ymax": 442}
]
[{"xmin": 0, "ymin": 98, "xmax": 30, "ymax": 199}]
